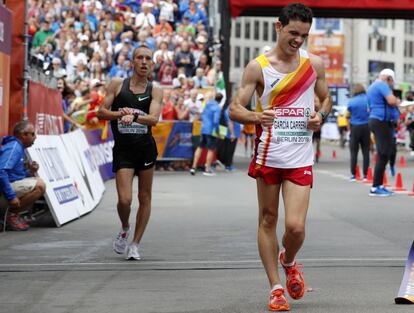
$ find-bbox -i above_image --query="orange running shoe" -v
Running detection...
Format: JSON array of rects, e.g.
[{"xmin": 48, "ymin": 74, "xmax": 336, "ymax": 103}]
[
  {"xmin": 268, "ymin": 288, "xmax": 290, "ymax": 311},
  {"xmin": 279, "ymin": 250, "xmax": 305, "ymax": 300}
]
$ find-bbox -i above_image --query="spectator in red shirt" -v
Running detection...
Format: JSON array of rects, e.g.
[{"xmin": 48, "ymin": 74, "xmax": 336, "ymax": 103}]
[
  {"xmin": 161, "ymin": 91, "xmax": 178, "ymax": 120},
  {"xmin": 86, "ymin": 78, "xmax": 104, "ymax": 125}
]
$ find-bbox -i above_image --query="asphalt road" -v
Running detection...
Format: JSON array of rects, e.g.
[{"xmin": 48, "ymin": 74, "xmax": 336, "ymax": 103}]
[{"xmin": 0, "ymin": 143, "xmax": 413, "ymax": 313}]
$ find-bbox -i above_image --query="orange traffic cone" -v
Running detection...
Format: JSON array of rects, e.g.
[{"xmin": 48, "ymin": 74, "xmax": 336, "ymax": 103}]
[
  {"xmin": 332, "ymin": 150, "xmax": 337, "ymax": 159},
  {"xmin": 392, "ymin": 172, "xmax": 407, "ymax": 192},
  {"xmin": 365, "ymin": 167, "xmax": 373, "ymax": 184},
  {"xmin": 399, "ymin": 155, "xmax": 407, "ymax": 168},
  {"xmin": 383, "ymin": 172, "xmax": 390, "ymax": 187},
  {"xmin": 408, "ymin": 182, "xmax": 414, "ymax": 197},
  {"xmin": 355, "ymin": 164, "xmax": 362, "ymax": 181}
]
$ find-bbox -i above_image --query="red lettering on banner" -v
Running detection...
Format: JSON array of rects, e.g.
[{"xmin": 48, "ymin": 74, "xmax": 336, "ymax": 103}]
[
  {"xmin": 275, "ymin": 108, "xmax": 304, "ymax": 117},
  {"xmin": 35, "ymin": 113, "xmax": 64, "ymax": 135}
]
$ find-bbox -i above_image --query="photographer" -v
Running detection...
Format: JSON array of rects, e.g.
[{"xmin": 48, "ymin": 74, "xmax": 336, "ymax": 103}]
[{"xmin": 367, "ymin": 69, "xmax": 400, "ymax": 196}]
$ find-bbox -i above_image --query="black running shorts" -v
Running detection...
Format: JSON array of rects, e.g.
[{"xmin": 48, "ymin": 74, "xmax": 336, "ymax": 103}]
[{"xmin": 112, "ymin": 137, "xmax": 158, "ymax": 173}]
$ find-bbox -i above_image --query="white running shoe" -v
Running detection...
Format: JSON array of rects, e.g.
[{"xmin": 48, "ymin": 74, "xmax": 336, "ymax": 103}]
[
  {"xmin": 126, "ymin": 243, "xmax": 141, "ymax": 260},
  {"xmin": 113, "ymin": 228, "xmax": 130, "ymax": 254}
]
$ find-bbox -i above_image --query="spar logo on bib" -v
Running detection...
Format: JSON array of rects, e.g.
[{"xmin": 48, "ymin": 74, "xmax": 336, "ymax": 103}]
[{"xmin": 275, "ymin": 108, "xmax": 308, "ymax": 117}]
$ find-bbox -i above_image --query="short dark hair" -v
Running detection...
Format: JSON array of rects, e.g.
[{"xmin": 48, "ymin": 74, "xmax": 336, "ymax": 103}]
[
  {"xmin": 215, "ymin": 92, "xmax": 223, "ymax": 102},
  {"xmin": 132, "ymin": 45, "xmax": 153, "ymax": 59},
  {"xmin": 278, "ymin": 3, "xmax": 313, "ymax": 27},
  {"xmin": 13, "ymin": 121, "xmax": 31, "ymax": 136}
]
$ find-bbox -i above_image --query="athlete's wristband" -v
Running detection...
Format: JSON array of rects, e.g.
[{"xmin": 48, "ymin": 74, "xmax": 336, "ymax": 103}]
[{"xmin": 317, "ymin": 111, "xmax": 328, "ymax": 122}]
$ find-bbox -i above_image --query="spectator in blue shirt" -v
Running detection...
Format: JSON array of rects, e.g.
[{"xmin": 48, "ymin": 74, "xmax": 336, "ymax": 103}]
[
  {"xmin": 217, "ymin": 105, "xmax": 241, "ymax": 171},
  {"xmin": 190, "ymin": 92, "xmax": 221, "ymax": 176},
  {"xmin": 0, "ymin": 121, "xmax": 46, "ymax": 231},
  {"xmin": 367, "ymin": 68, "xmax": 400, "ymax": 196},
  {"xmin": 347, "ymin": 83, "xmax": 370, "ymax": 181}
]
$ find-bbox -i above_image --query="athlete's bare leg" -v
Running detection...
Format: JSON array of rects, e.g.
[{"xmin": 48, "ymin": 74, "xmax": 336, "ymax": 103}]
[
  {"xmin": 281, "ymin": 180, "xmax": 310, "ymax": 263},
  {"xmin": 115, "ymin": 168, "xmax": 135, "ymax": 229},
  {"xmin": 131, "ymin": 167, "xmax": 154, "ymax": 244},
  {"xmin": 257, "ymin": 178, "xmax": 282, "ymax": 287}
]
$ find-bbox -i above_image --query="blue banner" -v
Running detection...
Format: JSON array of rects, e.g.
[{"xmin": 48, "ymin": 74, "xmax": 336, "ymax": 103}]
[
  {"xmin": 163, "ymin": 122, "xmax": 193, "ymax": 159},
  {"xmin": 83, "ymin": 127, "xmax": 115, "ymax": 181}
]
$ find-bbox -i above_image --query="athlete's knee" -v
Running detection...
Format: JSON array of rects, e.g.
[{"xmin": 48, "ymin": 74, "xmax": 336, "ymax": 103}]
[
  {"xmin": 259, "ymin": 209, "xmax": 277, "ymax": 230},
  {"xmin": 118, "ymin": 195, "xmax": 132, "ymax": 208},
  {"xmin": 285, "ymin": 222, "xmax": 305, "ymax": 238},
  {"xmin": 138, "ymin": 190, "xmax": 152, "ymax": 205}
]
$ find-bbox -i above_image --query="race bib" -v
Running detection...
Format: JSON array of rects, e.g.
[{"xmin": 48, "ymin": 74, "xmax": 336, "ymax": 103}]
[
  {"xmin": 118, "ymin": 109, "xmax": 148, "ymax": 134},
  {"xmin": 272, "ymin": 107, "xmax": 312, "ymax": 144}
]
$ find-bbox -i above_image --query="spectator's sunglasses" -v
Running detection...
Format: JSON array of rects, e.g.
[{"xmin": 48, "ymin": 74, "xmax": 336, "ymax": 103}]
[{"xmin": 24, "ymin": 132, "xmax": 36, "ymax": 136}]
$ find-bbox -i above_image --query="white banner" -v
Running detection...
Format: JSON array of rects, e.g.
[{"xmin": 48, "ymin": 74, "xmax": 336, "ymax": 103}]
[
  {"xmin": 62, "ymin": 129, "xmax": 105, "ymax": 213},
  {"xmin": 27, "ymin": 135, "xmax": 82, "ymax": 226}
]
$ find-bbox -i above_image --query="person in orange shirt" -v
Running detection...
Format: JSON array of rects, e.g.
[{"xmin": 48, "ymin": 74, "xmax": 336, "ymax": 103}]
[{"xmin": 153, "ymin": 16, "xmax": 174, "ymax": 36}]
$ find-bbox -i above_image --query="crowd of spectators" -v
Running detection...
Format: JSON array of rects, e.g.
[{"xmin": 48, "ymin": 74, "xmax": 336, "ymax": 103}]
[{"xmin": 28, "ymin": 0, "xmax": 225, "ymax": 130}]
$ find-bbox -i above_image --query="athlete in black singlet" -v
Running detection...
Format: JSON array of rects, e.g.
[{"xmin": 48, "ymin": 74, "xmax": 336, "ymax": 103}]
[{"xmin": 97, "ymin": 46, "xmax": 163, "ymax": 260}]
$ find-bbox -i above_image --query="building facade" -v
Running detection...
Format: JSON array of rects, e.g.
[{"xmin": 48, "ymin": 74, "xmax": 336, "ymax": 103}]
[{"xmin": 229, "ymin": 17, "xmax": 414, "ymax": 91}]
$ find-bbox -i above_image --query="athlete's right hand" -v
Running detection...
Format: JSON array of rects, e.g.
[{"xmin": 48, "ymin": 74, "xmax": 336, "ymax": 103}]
[
  {"xmin": 260, "ymin": 110, "xmax": 276, "ymax": 127},
  {"xmin": 119, "ymin": 107, "xmax": 134, "ymax": 116}
]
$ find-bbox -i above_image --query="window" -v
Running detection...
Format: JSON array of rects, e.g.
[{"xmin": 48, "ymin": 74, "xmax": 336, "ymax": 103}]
[
  {"xmin": 272, "ymin": 24, "xmax": 277, "ymax": 41},
  {"xmin": 244, "ymin": 47, "xmax": 250, "ymax": 66},
  {"xmin": 368, "ymin": 37, "xmax": 372, "ymax": 51},
  {"xmin": 235, "ymin": 21, "xmax": 241, "ymax": 38},
  {"xmin": 410, "ymin": 41, "xmax": 414, "ymax": 58},
  {"xmin": 235, "ymin": 46, "xmax": 241, "ymax": 68},
  {"xmin": 245, "ymin": 20, "xmax": 251, "ymax": 39},
  {"xmin": 254, "ymin": 47, "xmax": 260, "ymax": 57},
  {"xmin": 391, "ymin": 37, "xmax": 395, "ymax": 53},
  {"xmin": 254, "ymin": 20, "xmax": 260, "ymax": 40},
  {"xmin": 376, "ymin": 35, "xmax": 387, "ymax": 52},
  {"xmin": 404, "ymin": 40, "xmax": 408, "ymax": 57},
  {"xmin": 263, "ymin": 21, "xmax": 269, "ymax": 41}
]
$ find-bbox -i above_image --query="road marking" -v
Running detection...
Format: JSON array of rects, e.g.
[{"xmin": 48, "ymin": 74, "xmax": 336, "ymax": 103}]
[{"xmin": 0, "ymin": 258, "xmax": 406, "ymax": 268}]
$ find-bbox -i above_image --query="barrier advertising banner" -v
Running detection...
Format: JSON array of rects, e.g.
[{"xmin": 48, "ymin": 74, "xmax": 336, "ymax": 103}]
[
  {"xmin": 152, "ymin": 121, "xmax": 193, "ymax": 160},
  {"xmin": 66, "ymin": 129, "xmax": 105, "ymax": 206},
  {"xmin": 60, "ymin": 130, "xmax": 104, "ymax": 215},
  {"xmin": 27, "ymin": 135, "xmax": 82, "ymax": 226},
  {"xmin": 27, "ymin": 82, "xmax": 64, "ymax": 135},
  {"xmin": 83, "ymin": 127, "xmax": 115, "ymax": 181},
  {"xmin": 395, "ymin": 241, "xmax": 414, "ymax": 304},
  {"xmin": 0, "ymin": 6, "xmax": 12, "ymax": 137}
]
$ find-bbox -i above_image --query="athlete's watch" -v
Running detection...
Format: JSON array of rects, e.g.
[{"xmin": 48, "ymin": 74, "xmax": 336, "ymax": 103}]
[
  {"xmin": 132, "ymin": 110, "xmax": 140, "ymax": 123},
  {"xmin": 317, "ymin": 111, "xmax": 328, "ymax": 122}
]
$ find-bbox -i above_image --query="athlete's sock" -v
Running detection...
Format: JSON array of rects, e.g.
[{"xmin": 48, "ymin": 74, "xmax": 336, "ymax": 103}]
[
  {"xmin": 284, "ymin": 260, "xmax": 295, "ymax": 267},
  {"xmin": 271, "ymin": 284, "xmax": 283, "ymax": 292},
  {"xmin": 122, "ymin": 226, "xmax": 130, "ymax": 232}
]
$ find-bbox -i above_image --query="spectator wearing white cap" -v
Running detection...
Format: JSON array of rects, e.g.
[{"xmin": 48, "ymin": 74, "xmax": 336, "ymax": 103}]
[
  {"xmin": 367, "ymin": 68, "xmax": 401, "ymax": 197},
  {"xmin": 51, "ymin": 57, "xmax": 67, "ymax": 78},
  {"xmin": 79, "ymin": 34, "xmax": 94, "ymax": 60},
  {"xmin": 135, "ymin": 2, "xmax": 156, "ymax": 30}
]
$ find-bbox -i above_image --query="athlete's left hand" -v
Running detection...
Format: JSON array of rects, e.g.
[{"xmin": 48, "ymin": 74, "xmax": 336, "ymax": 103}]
[
  {"xmin": 307, "ymin": 111, "xmax": 322, "ymax": 131},
  {"xmin": 120, "ymin": 114, "xmax": 134, "ymax": 125}
]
